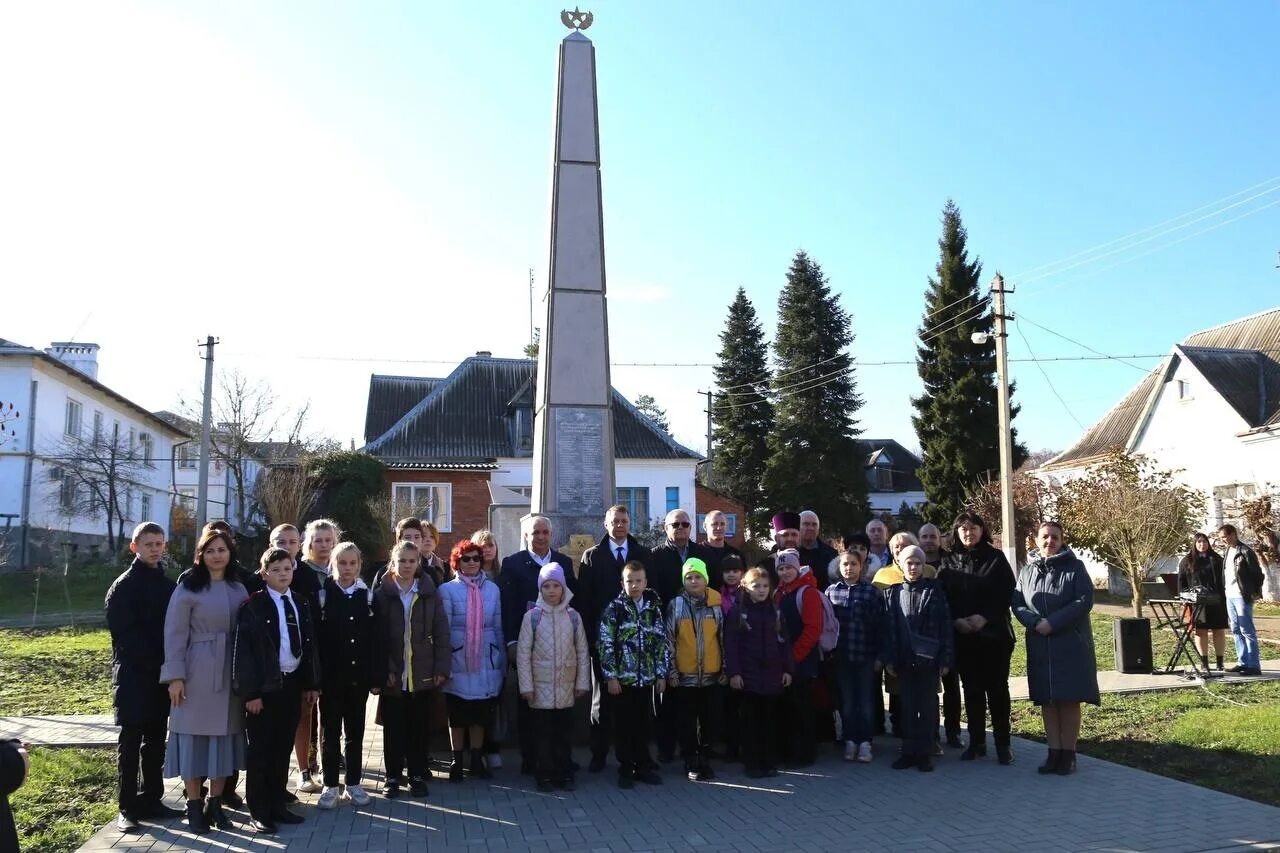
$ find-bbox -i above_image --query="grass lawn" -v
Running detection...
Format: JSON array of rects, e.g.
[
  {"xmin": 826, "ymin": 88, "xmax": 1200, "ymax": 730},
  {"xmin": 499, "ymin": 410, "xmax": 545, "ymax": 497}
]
[
  {"xmin": 10, "ymin": 747, "xmax": 117, "ymax": 853},
  {"xmin": 1010, "ymin": 680, "xmax": 1280, "ymax": 807},
  {"xmin": 0, "ymin": 565, "xmax": 122, "ymax": 621},
  {"xmin": 0, "ymin": 628, "xmax": 113, "ymax": 715},
  {"xmin": 1009, "ymin": 611, "xmax": 1278, "ymax": 677}
]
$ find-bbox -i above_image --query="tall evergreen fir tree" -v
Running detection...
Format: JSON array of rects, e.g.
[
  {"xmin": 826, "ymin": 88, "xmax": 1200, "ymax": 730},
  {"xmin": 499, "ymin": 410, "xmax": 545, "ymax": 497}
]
[
  {"xmin": 761, "ymin": 252, "xmax": 867, "ymax": 534},
  {"xmin": 912, "ymin": 201, "xmax": 1027, "ymax": 526},
  {"xmin": 711, "ymin": 287, "xmax": 773, "ymax": 536}
]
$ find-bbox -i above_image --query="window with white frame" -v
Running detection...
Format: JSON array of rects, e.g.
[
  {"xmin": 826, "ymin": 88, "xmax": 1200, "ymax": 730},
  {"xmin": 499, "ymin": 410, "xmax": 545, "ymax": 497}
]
[
  {"xmin": 392, "ymin": 483, "xmax": 452, "ymax": 532},
  {"xmin": 139, "ymin": 432, "xmax": 154, "ymax": 466},
  {"xmin": 140, "ymin": 494, "xmax": 151, "ymax": 521},
  {"xmin": 615, "ymin": 487, "xmax": 650, "ymax": 525},
  {"xmin": 177, "ymin": 488, "xmax": 197, "ymax": 512},
  {"xmin": 178, "ymin": 443, "xmax": 198, "ymax": 469},
  {"xmin": 1178, "ymin": 380, "xmax": 1192, "ymax": 400},
  {"xmin": 695, "ymin": 512, "xmax": 737, "ymax": 537},
  {"xmin": 65, "ymin": 399, "xmax": 82, "ymax": 438},
  {"xmin": 59, "ymin": 476, "xmax": 77, "ymax": 510},
  {"xmin": 93, "ymin": 411, "xmax": 104, "ymax": 442}
]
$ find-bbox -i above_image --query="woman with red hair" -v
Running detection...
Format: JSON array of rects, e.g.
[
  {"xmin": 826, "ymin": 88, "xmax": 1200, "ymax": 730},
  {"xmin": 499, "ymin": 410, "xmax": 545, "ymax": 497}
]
[{"xmin": 438, "ymin": 540, "xmax": 506, "ymax": 781}]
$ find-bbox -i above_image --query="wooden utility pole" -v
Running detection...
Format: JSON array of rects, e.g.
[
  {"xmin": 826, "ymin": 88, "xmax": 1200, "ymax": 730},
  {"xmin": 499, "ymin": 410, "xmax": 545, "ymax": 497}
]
[
  {"xmin": 195, "ymin": 336, "xmax": 218, "ymax": 533},
  {"xmin": 701, "ymin": 390, "xmax": 714, "ymax": 464}
]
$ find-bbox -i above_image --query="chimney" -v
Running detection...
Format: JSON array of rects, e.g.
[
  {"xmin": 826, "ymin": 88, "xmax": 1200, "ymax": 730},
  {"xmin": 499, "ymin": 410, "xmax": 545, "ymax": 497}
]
[
  {"xmin": 475, "ymin": 350, "xmax": 493, "ymax": 357},
  {"xmin": 46, "ymin": 342, "xmax": 100, "ymax": 380}
]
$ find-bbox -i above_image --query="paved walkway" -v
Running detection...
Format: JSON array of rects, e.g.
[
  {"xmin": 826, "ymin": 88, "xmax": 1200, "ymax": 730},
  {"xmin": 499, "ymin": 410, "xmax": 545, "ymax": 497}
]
[
  {"xmin": 69, "ymin": 722, "xmax": 1280, "ymax": 853},
  {"xmin": 10, "ymin": 660, "xmax": 1278, "ymax": 748}
]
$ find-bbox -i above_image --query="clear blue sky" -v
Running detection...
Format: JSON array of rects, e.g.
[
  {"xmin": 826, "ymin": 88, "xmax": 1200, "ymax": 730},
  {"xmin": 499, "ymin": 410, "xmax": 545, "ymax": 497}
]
[{"xmin": 4, "ymin": 1, "xmax": 1278, "ymax": 458}]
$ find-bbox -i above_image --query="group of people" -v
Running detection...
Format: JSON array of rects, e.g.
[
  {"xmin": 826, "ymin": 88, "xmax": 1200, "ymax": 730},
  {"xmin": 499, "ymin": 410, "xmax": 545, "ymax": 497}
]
[{"xmin": 100, "ymin": 503, "xmax": 1267, "ymax": 838}]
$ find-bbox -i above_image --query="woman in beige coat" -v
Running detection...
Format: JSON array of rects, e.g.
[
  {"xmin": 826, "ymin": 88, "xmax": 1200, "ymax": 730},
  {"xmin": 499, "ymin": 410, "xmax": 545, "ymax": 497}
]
[{"xmin": 516, "ymin": 564, "xmax": 589, "ymax": 791}]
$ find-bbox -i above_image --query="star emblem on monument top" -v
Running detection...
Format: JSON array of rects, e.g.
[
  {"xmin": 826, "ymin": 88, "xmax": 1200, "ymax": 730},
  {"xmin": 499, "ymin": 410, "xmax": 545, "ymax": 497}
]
[{"xmin": 561, "ymin": 7, "xmax": 593, "ymax": 30}]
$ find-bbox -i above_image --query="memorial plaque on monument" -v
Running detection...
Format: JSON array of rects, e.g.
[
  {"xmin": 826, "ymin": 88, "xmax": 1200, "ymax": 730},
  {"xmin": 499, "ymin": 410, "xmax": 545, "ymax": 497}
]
[{"xmin": 554, "ymin": 408, "xmax": 605, "ymax": 514}]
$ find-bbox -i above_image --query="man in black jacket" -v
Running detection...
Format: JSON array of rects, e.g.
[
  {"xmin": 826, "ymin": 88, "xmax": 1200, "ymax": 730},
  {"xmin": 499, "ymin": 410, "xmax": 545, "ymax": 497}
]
[
  {"xmin": 577, "ymin": 504, "xmax": 653, "ymax": 772},
  {"xmin": 499, "ymin": 515, "xmax": 576, "ymax": 774},
  {"xmin": 105, "ymin": 522, "xmax": 182, "ymax": 833},
  {"xmin": 699, "ymin": 510, "xmax": 742, "ymax": 584},
  {"xmin": 798, "ymin": 510, "xmax": 839, "ymax": 592},
  {"xmin": 233, "ymin": 549, "xmax": 322, "ymax": 834},
  {"xmin": 1219, "ymin": 524, "xmax": 1266, "ymax": 676}
]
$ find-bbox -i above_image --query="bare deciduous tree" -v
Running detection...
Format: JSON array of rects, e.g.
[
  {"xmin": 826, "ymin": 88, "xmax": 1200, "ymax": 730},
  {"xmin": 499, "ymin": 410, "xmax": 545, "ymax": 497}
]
[
  {"xmin": 964, "ymin": 471, "xmax": 1054, "ymax": 564},
  {"xmin": 257, "ymin": 458, "xmax": 319, "ymax": 530},
  {"xmin": 178, "ymin": 369, "xmax": 330, "ymax": 532},
  {"xmin": 0, "ymin": 400, "xmax": 19, "ymax": 449},
  {"xmin": 44, "ymin": 427, "xmax": 151, "ymax": 553},
  {"xmin": 1053, "ymin": 449, "xmax": 1204, "ymax": 616}
]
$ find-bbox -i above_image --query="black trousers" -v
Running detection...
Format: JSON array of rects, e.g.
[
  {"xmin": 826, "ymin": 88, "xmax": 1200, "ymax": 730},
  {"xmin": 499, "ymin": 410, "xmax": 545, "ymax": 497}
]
[
  {"xmin": 532, "ymin": 707, "xmax": 573, "ymax": 782},
  {"xmin": 246, "ymin": 673, "xmax": 302, "ymax": 821},
  {"xmin": 611, "ymin": 685, "xmax": 654, "ymax": 776},
  {"xmin": 779, "ymin": 677, "xmax": 815, "ymax": 765},
  {"xmin": 117, "ymin": 720, "xmax": 167, "ymax": 811},
  {"xmin": 588, "ymin": 655, "xmax": 613, "ymax": 762},
  {"xmin": 721, "ymin": 687, "xmax": 741, "ymax": 755},
  {"xmin": 739, "ymin": 691, "xmax": 779, "ymax": 773},
  {"xmin": 655, "ymin": 681, "xmax": 678, "ymax": 758},
  {"xmin": 380, "ymin": 691, "xmax": 432, "ymax": 782},
  {"xmin": 674, "ymin": 685, "xmax": 719, "ymax": 761},
  {"xmin": 875, "ymin": 670, "xmax": 903, "ymax": 734},
  {"xmin": 942, "ymin": 670, "xmax": 962, "ymax": 740},
  {"xmin": 516, "ymin": 694, "xmax": 537, "ymax": 769},
  {"xmin": 957, "ymin": 639, "xmax": 1013, "ymax": 745},
  {"xmin": 898, "ymin": 664, "xmax": 939, "ymax": 758},
  {"xmin": 320, "ymin": 684, "xmax": 368, "ymax": 787}
]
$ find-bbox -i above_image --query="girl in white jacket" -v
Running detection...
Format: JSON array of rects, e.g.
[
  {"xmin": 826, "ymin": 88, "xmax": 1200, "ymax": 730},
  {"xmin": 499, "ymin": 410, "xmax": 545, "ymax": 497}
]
[{"xmin": 516, "ymin": 565, "xmax": 590, "ymax": 791}]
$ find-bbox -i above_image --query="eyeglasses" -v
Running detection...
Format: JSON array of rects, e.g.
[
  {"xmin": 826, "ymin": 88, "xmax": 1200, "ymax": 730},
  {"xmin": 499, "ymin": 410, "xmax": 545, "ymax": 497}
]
[
  {"xmin": 459, "ymin": 554, "xmax": 481, "ymax": 563},
  {"xmin": 670, "ymin": 521, "xmax": 691, "ymax": 528}
]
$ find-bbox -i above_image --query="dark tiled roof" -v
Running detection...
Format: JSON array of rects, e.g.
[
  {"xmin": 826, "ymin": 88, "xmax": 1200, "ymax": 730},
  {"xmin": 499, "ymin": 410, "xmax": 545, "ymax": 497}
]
[
  {"xmin": 859, "ymin": 438, "xmax": 924, "ymax": 491},
  {"xmin": 363, "ymin": 376, "xmax": 442, "ymax": 444},
  {"xmin": 363, "ymin": 357, "xmax": 701, "ymax": 463},
  {"xmin": 1178, "ymin": 347, "xmax": 1280, "ymax": 428},
  {"xmin": 1045, "ymin": 306, "xmax": 1280, "ymax": 469}
]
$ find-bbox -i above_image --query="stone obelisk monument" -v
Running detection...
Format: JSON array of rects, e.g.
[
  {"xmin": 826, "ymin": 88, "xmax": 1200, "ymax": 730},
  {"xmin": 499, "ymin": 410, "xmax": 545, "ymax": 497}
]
[{"xmin": 529, "ymin": 8, "xmax": 616, "ymax": 549}]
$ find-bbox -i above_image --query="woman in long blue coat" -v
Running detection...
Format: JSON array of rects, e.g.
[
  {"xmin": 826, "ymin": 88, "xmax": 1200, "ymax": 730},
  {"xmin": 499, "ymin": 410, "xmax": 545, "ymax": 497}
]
[{"xmin": 1012, "ymin": 520, "xmax": 1100, "ymax": 776}]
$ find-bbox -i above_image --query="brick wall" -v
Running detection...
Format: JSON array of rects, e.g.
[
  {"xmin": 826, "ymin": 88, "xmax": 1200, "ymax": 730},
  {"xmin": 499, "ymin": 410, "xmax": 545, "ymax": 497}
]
[
  {"xmin": 695, "ymin": 482, "xmax": 747, "ymax": 549},
  {"xmin": 383, "ymin": 469, "xmax": 493, "ymax": 549}
]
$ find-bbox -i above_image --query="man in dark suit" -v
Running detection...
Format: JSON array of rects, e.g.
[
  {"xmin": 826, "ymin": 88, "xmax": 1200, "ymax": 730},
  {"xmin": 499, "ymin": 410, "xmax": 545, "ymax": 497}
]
[
  {"xmin": 577, "ymin": 504, "xmax": 653, "ymax": 773},
  {"xmin": 500, "ymin": 515, "xmax": 576, "ymax": 774}
]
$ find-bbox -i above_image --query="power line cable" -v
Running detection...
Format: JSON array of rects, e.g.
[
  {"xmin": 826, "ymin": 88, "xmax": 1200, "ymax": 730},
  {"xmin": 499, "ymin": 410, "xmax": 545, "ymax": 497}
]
[
  {"xmin": 1014, "ymin": 321, "xmax": 1087, "ymax": 430},
  {"xmin": 1016, "ymin": 314, "xmax": 1152, "ymax": 373},
  {"xmin": 1011, "ymin": 175, "xmax": 1280, "ymax": 281}
]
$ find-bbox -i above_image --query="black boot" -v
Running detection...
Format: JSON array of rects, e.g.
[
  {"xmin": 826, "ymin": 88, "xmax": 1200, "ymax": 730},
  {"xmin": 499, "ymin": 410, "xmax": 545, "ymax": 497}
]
[
  {"xmin": 449, "ymin": 751, "xmax": 465, "ymax": 782},
  {"xmin": 996, "ymin": 741, "xmax": 1014, "ymax": 766},
  {"xmin": 185, "ymin": 799, "xmax": 210, "ymax": 834},
  {"xmin": 960, "ymin": 742, "xmax": 987, "ymax": 761},
  {"xmin": 203, "ymin": 796, "xmax": 231, "ymax": 830},
  {"xmin": 470, "ymin": 749, "xmax": 492, "ymax": 780},
  {"xmin": 1054, "ymin": 749, "xmax": 1077, "ymax": 775},
  {"xmin": 1037, "ymin": 748, "xmax": 1061, "ymax": 774}
]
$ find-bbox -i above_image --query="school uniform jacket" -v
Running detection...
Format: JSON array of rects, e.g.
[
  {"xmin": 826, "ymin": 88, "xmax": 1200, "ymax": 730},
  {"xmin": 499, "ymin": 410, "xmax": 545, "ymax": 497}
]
[
  {"xmin": 232, "ymin": 588, "xmax": 322, "ymax": 703},
  {"xmin": 318, "ymin": 578, "xmax": 383, "ymax": 693}
]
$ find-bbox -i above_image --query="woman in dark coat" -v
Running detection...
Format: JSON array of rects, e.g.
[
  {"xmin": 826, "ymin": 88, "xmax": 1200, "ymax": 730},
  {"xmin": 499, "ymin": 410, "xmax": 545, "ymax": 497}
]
[
  {"xmin": 1177, "ymin": 533, "xmax": 1229, "ymax": 672},
  {"xmin": 1, "ymin": 738, "xmax": 28, "ymax": 853},
  {"xmin": 937, "ymin": 513, "xmax": 1016, "ymax": 764},
  {"xmin": 1012, "ymin": 520, "xmax": 1100, "ymax": 776}
]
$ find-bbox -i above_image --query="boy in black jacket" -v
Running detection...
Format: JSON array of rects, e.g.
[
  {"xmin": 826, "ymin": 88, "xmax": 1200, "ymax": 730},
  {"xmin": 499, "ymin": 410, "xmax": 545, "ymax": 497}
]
[{"xmin": 233, "ymin": 548, "xmax": 322, "ymax": 834}]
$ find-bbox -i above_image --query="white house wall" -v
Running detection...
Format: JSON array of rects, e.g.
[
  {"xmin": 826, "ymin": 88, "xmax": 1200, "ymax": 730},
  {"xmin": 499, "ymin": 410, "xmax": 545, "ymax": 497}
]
[
  {"xmin": 492, "ymin": 458, "xmax": 698, "ymax": 528},
  {"xmin": 0, "ymin": 357, "xmax": 177, "ymax": 544},
  {"xmin": 867, "ymin": 490, "xmax": 927, "ymax": 515}
]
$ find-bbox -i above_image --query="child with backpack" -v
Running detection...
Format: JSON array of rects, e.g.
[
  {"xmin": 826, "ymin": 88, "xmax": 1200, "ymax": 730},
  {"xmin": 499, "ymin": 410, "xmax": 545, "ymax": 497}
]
[
  {"xmin": 665, "ymin": 558, "xmax": 725, "ymax": 782},
  {"xmin": 516, "ymin": 565, "xmax": 590, "ymax": 792},
  {"xmin": 772, "ymin": 549, "xmax": 834, "ymax": 767},
  {"xmin": 724, "ymin": 567, "xmax": 792, "ymax": 778}
]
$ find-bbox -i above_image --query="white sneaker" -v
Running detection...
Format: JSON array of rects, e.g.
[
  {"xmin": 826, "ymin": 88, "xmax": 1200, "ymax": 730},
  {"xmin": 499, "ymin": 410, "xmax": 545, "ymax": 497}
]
[
  {"xmin": 486, "ymin": 753, "xmax": 503, "ymax": 770},
  {"xmin": 843, "ymin": 741, "xmax": 858, "ymax": 762},
  {"xmin": 345, "ymin": 784, "xmax": 371, "ymax": 806},
  {"xmin": 316, "ymin": 786, "xmax": 341, "ymax": 809},
  {"xmin": 296, "ymin": 769, "xmax": 322, "ymax": 794},
  {"xmin": 857, "ymin": 742, "xmax": 873, "ymax": 763}
]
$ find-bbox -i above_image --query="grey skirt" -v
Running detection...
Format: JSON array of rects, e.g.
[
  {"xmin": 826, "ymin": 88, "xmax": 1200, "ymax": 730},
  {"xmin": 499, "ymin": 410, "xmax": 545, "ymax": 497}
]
[{"xmin": 163, "ymin": 731, "xmax": 246, "ymax": 780}]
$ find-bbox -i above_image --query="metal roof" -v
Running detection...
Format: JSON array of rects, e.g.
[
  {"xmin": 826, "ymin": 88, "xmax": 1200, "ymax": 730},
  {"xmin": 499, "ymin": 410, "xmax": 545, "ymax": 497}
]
[
  {"xmin": 1044, "ymin": 306, "xmax": 1280, "ymax": 469},
  {"xmin": 363, "ymin": 356, "xmax": 701, "ymax": 463}
]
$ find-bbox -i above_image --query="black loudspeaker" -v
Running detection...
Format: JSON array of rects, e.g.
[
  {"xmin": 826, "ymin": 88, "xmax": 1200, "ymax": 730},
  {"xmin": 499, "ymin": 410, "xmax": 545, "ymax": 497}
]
[{"xmin": 1114, "ymin": 618, "xmax": 1152, "ymax": 674}]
